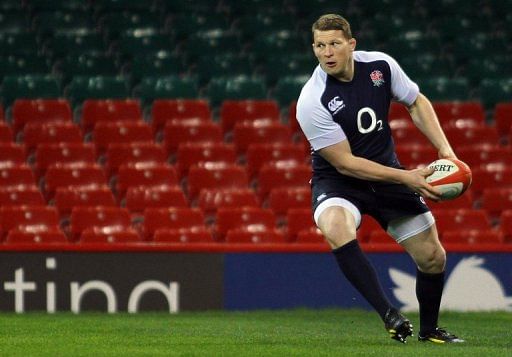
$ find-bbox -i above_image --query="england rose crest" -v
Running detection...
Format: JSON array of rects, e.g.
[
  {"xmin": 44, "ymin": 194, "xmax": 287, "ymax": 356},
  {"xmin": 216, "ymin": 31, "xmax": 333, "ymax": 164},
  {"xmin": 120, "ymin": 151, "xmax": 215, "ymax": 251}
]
[{"xmin": 370, "ymin": 70, "xmax": 385, "ymax": 87}]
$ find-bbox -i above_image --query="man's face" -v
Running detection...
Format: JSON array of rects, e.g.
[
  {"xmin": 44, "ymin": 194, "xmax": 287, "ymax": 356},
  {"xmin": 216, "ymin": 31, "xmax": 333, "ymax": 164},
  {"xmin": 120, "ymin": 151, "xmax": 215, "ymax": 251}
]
[{"xmin": 313, "ymin": 30, "xmax": 356, "ymax": 80}]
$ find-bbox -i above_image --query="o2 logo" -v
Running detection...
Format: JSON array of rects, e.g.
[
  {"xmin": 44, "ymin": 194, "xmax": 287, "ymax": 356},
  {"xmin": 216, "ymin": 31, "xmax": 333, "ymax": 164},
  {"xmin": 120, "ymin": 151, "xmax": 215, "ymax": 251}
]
[{"xmin": 357, "ymin": 107, "xmax": 383, "ymax": 134}]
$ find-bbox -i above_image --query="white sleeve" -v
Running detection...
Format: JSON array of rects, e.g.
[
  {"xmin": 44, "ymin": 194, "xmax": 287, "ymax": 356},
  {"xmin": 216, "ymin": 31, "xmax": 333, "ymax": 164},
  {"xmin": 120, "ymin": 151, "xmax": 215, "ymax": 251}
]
[
  {"xmin": 296, "ymin": 94, "xmax": 346, "ymax": 151},
  {"xmin": 385, "ymin": 54, "xmax": 419, "ymax": 106}
]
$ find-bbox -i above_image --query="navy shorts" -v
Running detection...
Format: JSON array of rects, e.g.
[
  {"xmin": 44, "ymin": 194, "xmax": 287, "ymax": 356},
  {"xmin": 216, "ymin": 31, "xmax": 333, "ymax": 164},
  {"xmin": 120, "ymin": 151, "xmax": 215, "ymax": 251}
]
[{"xmin": 311, "ymin": 176, "xmax": 431, "ymax": 230}]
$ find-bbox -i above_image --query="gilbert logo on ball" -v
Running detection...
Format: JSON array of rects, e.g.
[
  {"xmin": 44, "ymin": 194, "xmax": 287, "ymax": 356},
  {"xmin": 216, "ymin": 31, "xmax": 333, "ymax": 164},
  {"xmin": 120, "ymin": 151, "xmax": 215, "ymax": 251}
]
[{"xmin": 425, "ymin": 158, "xmax": 472, "ymax": 200}]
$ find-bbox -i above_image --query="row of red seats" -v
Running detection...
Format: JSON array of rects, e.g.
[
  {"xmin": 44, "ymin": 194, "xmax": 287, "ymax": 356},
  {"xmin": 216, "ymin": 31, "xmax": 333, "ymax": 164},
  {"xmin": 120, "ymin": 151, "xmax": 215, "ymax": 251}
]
[{"xmin": 1, "ymin": 205, "xmax": 511, "ymax": 246}]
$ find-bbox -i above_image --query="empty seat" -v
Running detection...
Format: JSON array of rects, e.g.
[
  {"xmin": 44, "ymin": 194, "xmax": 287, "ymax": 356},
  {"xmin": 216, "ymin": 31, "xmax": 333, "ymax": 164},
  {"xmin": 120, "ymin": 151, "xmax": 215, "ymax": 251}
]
[
  {"xmin": 1, "ymin": 74, "xmax": 60, "ymax": 108},
  {"xmin": 0, "ymin": 121, "xmax": 14, "ymax": 142},
  {"xmin": 197, "ymin": 188, "xmax": 259, "ymax": 218},
  {"xmin": 432, "ymin": 101, "xmax": 485, "ymax": 126},
  {"xmin": 470, "ymin": 165, "xmax": 512, "ymax": 198},
  {"xmin": 246, "ymin": 143, "xmax": 307, "ymax": 178},
  {"xmin": 499, "ymin": 210, "xmax": 512, "ymax": 242},
  {"xmin": 219, "ymin": 100, "xmax": 280, "ymax": 134},
  {"xmin": 115, "ymin": 162, "xmax": 178, "ymax": 200},
  {"xmin": 494, "ymin": 102, "xmax": 512, "ymax": 139},
  {"xmin": 186, "ymin": 162, "xmax": 249, "ymax": 201},
  {"xmin": 55, "ymin": 53, "xmax": 118, "ymax": 86},
  {"xmin": 389, "ymin": 102, "xmax": 411, "ymax": 120},
  {"xmin": 143, "ymin": 207, "xmax": 206, "ymax": 240},
  {"xmin": 0, "ymin": 205, "xmax": 60, "ymax": 239},
  {"xmin": 442, "ymin": 229, "xmax": 504, "ymax": 245},
  {"xmin": 233, "ymin": 120, "xmax": 292, "ymax": 154},
  {"xmin": 53, "ymin": 186, "xmax": 117, "ymax": 218},
  {"xmin": 0, "ymin": 186, "xmax": 45, "ymax": 206},
  {"xmin": 162, "ymin": 119, "xmax": 223, "ymax": 155},
  {"xmin": 92, "ymin": 121, "xmax": 153, "ymax": 155},
  {"xmin": 391, "ymin": 125, "xmax": 431, "ymax": 146},
  {"xmin": 79, "ymin": 228, "xmax": 141, "ymax": 244},
  {"xmin": 151, "ymin": 99, "xmax": 211, "ymax": 134},
  {"xmin": 395, "ymin": 144, "xmax": 437, "ymax": 169},
  {"xmin": 134, "ymin": 75, "xmax": 199, "ymax": 105},
  {"xmin": 81, "ymin": 99, "xmax": 143, "ymax": 133},
  {"xmin": 0, "ymin": 163, "xmax": 36, "ymax": 188},
  {"xmin": 65, "ymin": 75, "xmax": 130, "ymax": 105},
  {"xmin": 433, "ymin": 209, "xmax": 492, "ymax": 235},
  {"xmin": 11, "ymin": 99, "xmax": 72, "ymax": 135},
  {"xmin": 153, "ymin": 227, "xmax": 214, "ymax": 243},
  {"xmin": 175, "ymin": 142, "xmax": 237, "ymax": 179},
  {"xmin": 357, "ymin": 215, "xmax": 383, "ymax": 242},
  {"xmin": 70, "ymin": 206, "xmax": 135, "ymax": 241},
  {"xmin": 34, "ymin": 142, "xmax": 96, "ymax": 180},
  {"xmin": 43, "ymin": 163, "xmax": 108, "ymax": 200},
  {"xmin": 256, "ymin": 160, "xmax": 311, "ymax": 201},
  {"xmin": 286, "ymin": 208, "xmax": 315, "ymax": 241},
  {"xmin": 104, "ymin": 142, "xmax": 167, "ymax": 178},
  {"xmin": 273, "ymin": 75, "xmax": 309, "ymax": 107},
  {"xmin": 125, "ymin": 185, "xmax": 188, "ymax": 216},
  {"xmin": 215, "ymin": 206, "xmax": 276, "ymax": 240},
  {"xmin": 22, "ymin": 122, "xmax": 83, "ymax": 154},
  {"xmin": 206, "ymin": 75, "xmax": 267, "ymax": 107},
  {"xmin": 481, "ymin": 188, "xmax": 512, "ymax": 219},
  {"xmin": 457, "ymin": 144, "xmax": 512, "ymax": 168},
  {"xmin": 5, "ymin": 229, "xmax": 68, "ymax": 244},
  {"xmin": 427, "ymin": 192, "xmax": 473, "ymax": 211},
  {"xmin": 268, "ymin": 187, "xmax": 311, "ymax": 217},
  {"xmin": 367, "ymin": 230, "xmax": 395, "ymax": 244},
  {"xmin": 0, "ymin": 143, "xmax": 25, "ymax": 164},
  {"xmin": 444, "ymin": 126, "xmax": 500, "ymax": 148},
  {"xmin": 225, "ymin": 227, "xmax": 287, "ymax": 244}
]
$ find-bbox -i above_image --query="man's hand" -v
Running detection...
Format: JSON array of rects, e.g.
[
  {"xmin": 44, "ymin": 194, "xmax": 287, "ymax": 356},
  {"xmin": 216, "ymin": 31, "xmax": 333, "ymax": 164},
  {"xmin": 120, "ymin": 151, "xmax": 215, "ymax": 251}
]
[{"xmin": 402, "ymin": 166, "xmax": 443, "ymax": 201}]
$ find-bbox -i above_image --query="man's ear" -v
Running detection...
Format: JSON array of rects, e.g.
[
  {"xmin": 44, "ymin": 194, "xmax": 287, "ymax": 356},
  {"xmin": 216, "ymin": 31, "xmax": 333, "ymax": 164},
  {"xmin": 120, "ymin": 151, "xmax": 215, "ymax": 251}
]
[{"xmin": 349, "ymin": 38, "xmax": 356, "ymax": 51}]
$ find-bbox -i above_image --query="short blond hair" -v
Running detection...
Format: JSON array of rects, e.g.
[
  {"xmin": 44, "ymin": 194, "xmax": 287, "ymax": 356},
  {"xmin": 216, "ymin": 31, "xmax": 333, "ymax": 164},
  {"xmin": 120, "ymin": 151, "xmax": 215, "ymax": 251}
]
[{"xmin": 312, "ymin": 14, "xmax": 352, "ymax": 39}]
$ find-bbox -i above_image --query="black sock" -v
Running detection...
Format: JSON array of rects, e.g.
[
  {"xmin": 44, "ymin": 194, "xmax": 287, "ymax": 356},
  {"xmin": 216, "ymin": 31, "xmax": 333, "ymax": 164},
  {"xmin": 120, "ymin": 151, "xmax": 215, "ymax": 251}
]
[
  {"xmin": 416, "ymin": 269, "xmax": 445, "ymax": 335},
  {"xmin": 332, "ymin": 240, "xmax": 392, "ymax": 320}
]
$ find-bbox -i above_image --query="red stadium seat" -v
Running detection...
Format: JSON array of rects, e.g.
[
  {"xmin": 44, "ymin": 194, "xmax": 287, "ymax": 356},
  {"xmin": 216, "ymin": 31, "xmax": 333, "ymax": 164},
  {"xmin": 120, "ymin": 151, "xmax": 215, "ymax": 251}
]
[
  {"xmin": 245, "ymin": 143, "xmax": 306, "ymax": 178},
  {"xmin": 12, "ymin": 99, "xmax": 72, "ymax": 135},
  {"xmin": 81, "ymin": 99, "xmax": 142, "ymax": 133},
  {"xmin": 0, "ymin": 143, "xmax": 25, "ymax": 164},
  {"xmin": 215, "ymin": 206, "xmax": 276, "ymax": 240},
  {"xmin": 494, "ymin": 102, "xmax": 512, "ymax": 139},
  {"xmin": 389, "ymin": 102, "xmax": 410, "ymax": 120},
  {"xmin": 426, "ymin": 192, "xmax": 474, "ymax": 211},
  {"xmin": 442, "ymin": 229, "xmax": 504, "ymax": 245},
  {"xmin": 143, "ymin": 207, "xmax": 206, "ymax": 240},
  {"xmin": 70, "ymin": 206, "xmax": 134, "ymax": 241},
  {"xmin": 225, "ymin": 227, "xmax": 287, "ymax": 243},
  {"xmin": 115, "ymin": 162, "xmax": 179, "ymax": 200},
  {"xmin": 220, "ymin": 100, "xmax": 280, "ymax": 134},
  {"xmin": 43, "ymin": 163, "xmax": 108, "ymax": 200},
  {"xmin": 286, "ymin": 208, "xmax": 315, "ymax": 241},
  {"xmin": 153, "ymin": 227, "xmax": 214, "ymax": 243},
  {"xmin": 233, "ymin": 120, "xmax": 292, "ymax": 153},
  {"xmin": 457, "ymin": 144, "xmax": 512, "ymax": 168},
  {"xmin": 256, "ymin": 160, "xmax": 311, "ymax": 201},
  {"xmin": 92, "ymin": 121, "xmax": 153, "ymax": 155},
  {"xmin": 268, "ymin": 186, "xmax": 311, "ymax": 217},
  {"xmin": 367, "ymin": 230, "xmax": 395, "ymax": 244},
  {"xmin": 433, "ymin": 209, "xmax": 492, "ymax": 236},
  {"xmin": 288, "ymin": 101, "xmax": 299, "ymax": 134},
  {"xmin": 151, "ymin": 99, "xmax": 212, "ymax": 134},
  {"xmin": 53, "ymin": 186, "xmax": 117, "ymax": 218},
  {"xmin": 0, "ymin": 163, "xmax": 36, "ymax": 188},
  {"xmin": 197, "ymin": 188, "xmax": 259, "ymax": 219},
  {"xmin": 79, "ymin": 227, "xmax": 141, "ymax": 244},
  {"xmin": 0, "ymin": 121, "xmax": 14, "ymax": 142},
  {"xmin": 295, "ymin": 228, "xmax": 326, "ymax": 244},
  {"xmin": 0, "ymin": 205, "xmax": 60, "ymax": 239},
  {"xmin": 22, "ymin": 122, "xmax": 83, "ymax": 154},
  {"xmin": 186, "ymin": 162, "xmax": 249, "ymax": 200},
  {"xmin": 104, "ymin": 142, "xmax": 167, "ymax": 178},
  {"xmin": 444, "ymin": 126, "xmax": 500, "ymax": 148},
  {"xmin": 0, "ymin": 186, "xmax": 45, "ymax": 207},
  {"xmin": 470, "ymin": 165, "xmax": 512, "ymax": 199},
  {"xmin": 481, "ymin": 188, "xmax": 512, "ymax": 219},
  {"xmin": 175, "ymin": 142, "xmax": 237, "ymax": 179},
  {"xmin": 499, "ymin": 210, "xmax": 512, "ymax": 242},
  {"xmin": 162, "ymin": 119, "xmax": 223, "ymax": 155},
  {"xmin": 34, "ymin": 143, "xmax": 96, "ymax": 180},
  {"xmin": 357, "ymin": 215, "xmax": 382, "ymax": 242},
  {"xmin": 395, "ymin": 144, "xmax": 437, "ymax": 169},
  {"xmin": 391, "ymin": 125, "xmax": 430, "ymax": 146},
  {"xmin": 5, "ymin": 228, "xmax": 68, "ymax": 244},
  {"xmin": 125, "ymin": 185, "xmax": 188, "ymax": 216},
  {"xmin": 432, "ymin": 101, "xmax": 485, "ymax": 126}
]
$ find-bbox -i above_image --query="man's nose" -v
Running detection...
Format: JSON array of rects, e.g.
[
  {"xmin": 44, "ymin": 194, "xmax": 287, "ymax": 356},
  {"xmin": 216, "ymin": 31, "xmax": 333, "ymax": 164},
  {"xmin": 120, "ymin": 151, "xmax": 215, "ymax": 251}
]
[{"xmin": 324, "ymin": 45, "xmax": 333, "ymax": 56}]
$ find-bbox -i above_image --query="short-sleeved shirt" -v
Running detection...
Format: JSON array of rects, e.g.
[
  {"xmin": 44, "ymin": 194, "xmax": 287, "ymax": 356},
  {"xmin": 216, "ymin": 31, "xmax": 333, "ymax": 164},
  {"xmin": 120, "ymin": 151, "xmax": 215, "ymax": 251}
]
[{"xmin": 296, "ymin": 50, "xmax": 419, "ymax": 184}]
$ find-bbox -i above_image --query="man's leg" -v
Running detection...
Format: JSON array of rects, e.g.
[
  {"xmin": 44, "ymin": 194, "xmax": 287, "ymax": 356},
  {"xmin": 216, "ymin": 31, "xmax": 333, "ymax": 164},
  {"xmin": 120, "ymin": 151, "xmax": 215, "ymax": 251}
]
[
  {"xmin": 400, "ymin": 224, "xmax": 464, "ymax": 343},
  {"xmin": 317, "ymin": 205, "xmax": 412, "ymax": 343}
]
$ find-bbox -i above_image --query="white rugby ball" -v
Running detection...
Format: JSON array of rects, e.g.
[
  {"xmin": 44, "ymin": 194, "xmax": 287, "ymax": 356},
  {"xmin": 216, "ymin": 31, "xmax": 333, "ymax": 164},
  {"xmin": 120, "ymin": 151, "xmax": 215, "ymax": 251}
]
[{"xmin": 425, "ymin": 158, "xmax": 472, "ymax": 200}]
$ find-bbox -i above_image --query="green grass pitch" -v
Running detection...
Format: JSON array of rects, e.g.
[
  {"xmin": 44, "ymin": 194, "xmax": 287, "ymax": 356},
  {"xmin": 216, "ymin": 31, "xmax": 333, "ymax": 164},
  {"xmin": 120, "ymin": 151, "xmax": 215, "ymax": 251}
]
[{"xmin": 0, "ymin": 309, "xmax": 510, "ymax": 356}]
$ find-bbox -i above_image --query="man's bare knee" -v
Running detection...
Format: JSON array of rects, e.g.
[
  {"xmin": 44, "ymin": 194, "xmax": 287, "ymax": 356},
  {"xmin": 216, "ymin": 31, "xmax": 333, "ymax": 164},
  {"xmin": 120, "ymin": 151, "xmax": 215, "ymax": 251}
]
[{"xmin": 317, "ymin": 207, "xmax": 356, "ymax": 248}]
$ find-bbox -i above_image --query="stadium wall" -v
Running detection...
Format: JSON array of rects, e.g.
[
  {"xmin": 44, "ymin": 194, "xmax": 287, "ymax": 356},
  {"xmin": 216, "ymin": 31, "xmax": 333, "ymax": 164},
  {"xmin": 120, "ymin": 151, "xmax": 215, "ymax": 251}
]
[{"xmin": 0, "ymin": 245, "xmax": 511, "ymax": 313}]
